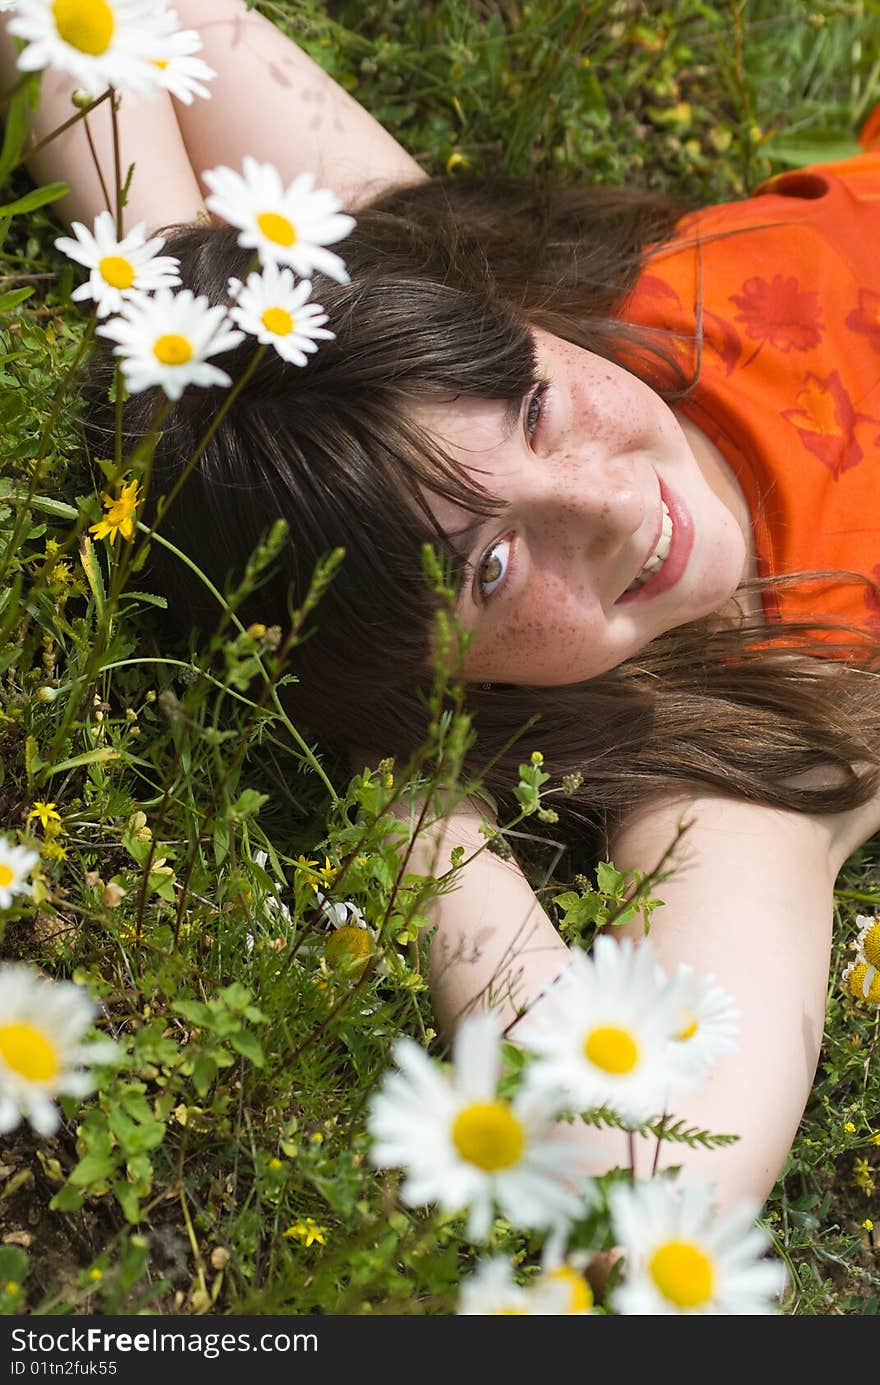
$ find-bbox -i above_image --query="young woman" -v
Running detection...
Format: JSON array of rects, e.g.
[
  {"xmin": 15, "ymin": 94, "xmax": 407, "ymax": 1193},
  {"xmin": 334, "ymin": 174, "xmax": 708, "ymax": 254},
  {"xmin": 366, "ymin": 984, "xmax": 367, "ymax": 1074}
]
[{"xmin": 7, "ymin": 0, "xmax": 880, "ymax": 1213}]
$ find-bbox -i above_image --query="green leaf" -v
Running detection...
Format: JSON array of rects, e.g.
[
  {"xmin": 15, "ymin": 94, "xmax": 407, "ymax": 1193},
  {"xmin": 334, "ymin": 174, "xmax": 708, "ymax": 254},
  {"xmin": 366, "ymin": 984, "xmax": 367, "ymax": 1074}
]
[
  {"xmin": 79, "ymin": 533, "xmax": 106, "ymax": 623},
  {"xmin": 0, "ymin": 76, "xmax": 38, "ymax": 183},
  {"xmin": 230, "ymin": 788, "xmax": 269, "ymax": 820},
  {"xmin": 230, "ymin": 1030, "xmax": 265, "ymax": 1066},
  {"xmin": 0, "ymin": 1246, "xmax": 27, "ymax": 1283},
  {"xmin": 0, "ymin": 286, "xmax": 34, "ymax": 313},
  {"xmin": 762, "ymin": 131, "xmax": 862, "ymax": 168},
  {"xmin": 174, "ymin": 999, "xmax": 214, "ymax": 1027},
  {"xmin": 213, "ymin": 818, "xmax": 230, "ymax": 866},
  {"xmin": 49, "ymin": 1184, "xmax": 85, "ymax": 1214},
  {"xmin": 596, "ymin": 861, "xmax": 625, "ymax": 896},
  {"xmin": 0, "ymin": 180, "xmax": 68, "ymax": 218},
  {"xmin": 44, "ymin": 746, "xmax": 120, "ymax": 776},
  {"xmin": 68, "ymin": 1150, "xmax": 117, "ymax": 1187},
  {"xmin": 192, "ymin": 1053, "xmax": 218, "ymax": 1096},
  {"xmin": 113, "ymin": 1179, "xmax": 144, "ymax": 1224}
]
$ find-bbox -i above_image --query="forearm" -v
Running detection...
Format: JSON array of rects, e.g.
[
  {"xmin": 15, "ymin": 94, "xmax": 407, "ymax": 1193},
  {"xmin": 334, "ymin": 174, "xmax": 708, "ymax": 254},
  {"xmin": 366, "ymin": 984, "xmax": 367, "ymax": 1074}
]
[
  {"xmin": 609, "ymin": 793, "xmax": 836, "ymax": 1209},
  {"xmin": 0, "ymin": 19, "xmax": 204, "ymax": 231},
  {"xmin": 170, "ymin": 0, "xmax": 426, "ymax": 208}
]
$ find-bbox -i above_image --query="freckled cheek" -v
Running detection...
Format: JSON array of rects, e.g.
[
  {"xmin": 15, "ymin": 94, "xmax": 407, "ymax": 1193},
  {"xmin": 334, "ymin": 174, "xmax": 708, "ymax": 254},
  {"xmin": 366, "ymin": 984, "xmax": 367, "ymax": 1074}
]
[
  {"xmin": 466, "ymin": 574, "xmax": 601, "ymax": 679},
  {"xmin": 571, "ymin": 370, "xmax": 675, "ymax": 455}
]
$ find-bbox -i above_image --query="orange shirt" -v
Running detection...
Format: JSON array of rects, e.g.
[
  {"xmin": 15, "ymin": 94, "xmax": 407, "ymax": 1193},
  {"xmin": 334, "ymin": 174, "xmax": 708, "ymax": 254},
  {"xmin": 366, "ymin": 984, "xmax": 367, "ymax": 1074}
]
[{"xmin": 623, "ymin": 132, "xmax": 880, "ymax": 639}]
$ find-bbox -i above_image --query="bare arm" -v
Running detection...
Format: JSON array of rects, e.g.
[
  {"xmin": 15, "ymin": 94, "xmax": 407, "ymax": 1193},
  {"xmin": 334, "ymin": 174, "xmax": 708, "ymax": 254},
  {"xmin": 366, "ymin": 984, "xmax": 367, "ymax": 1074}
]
[
  {"xmin": 419, "ymin": 790, "xmax": 848, "ymax": 1210},
  {"xmin": 609, "ymin": 793, "xmax": 839, "ymax": 1208},
  {"xmin": 0, "ymin": 19, "xmax": 204, "ymax": 230},
  {"xmin": 171, "ymin": 1, "xmax": 425, "ymax": 208},
  {"xmin": 1, "ymin": 0, "xmax": 424, "ymax": 233}
]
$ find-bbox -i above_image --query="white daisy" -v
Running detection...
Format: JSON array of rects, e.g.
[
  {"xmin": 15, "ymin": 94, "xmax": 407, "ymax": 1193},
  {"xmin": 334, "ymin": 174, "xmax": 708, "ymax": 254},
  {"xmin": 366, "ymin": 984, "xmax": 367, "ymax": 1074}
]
[
  {"xmin": 0, "ymin": 836, "xmax": 39, "ymax": 909},
  {"xmin": 203, "ymin": 157, "xmax": 355, "ymax": 283},
  {"xmin": 368, "ymin": 1012, "xmax": 591, "ymax": 1241},
  {"xmin": 609, "ymin": 1178, "xmax": 788, "ymax": 1315},
  {"xmin": 55, "ymin": 210, "xmax": 180, "ymax": 318},
  {"xmin": 147, "ymin": 23, "xmax": 215, "ymax": 104},
  {"xmin": 517, "ymin": 935, "xmax": 687, "ymax": 1125},
  {"xmin": 457, "ymin": 1257, "xmax": 533, "ymax": 1315},
  {"xmin": 227, "ymin": 266, "xmax": 333, "ymax": 366},
  {"xmin": 96, "ymin": 287, "xmax": 244, "ymax": 399},
  {"xmin": 842, "ymin": 956, "xmax": 880, "ymax": 1004},
  {"xmin": 854, "ymin": 913, "xmax": 880, "ymax": 970},
  {"xmin": 665, "ymin": 964, "xmax": 739, "ymax": 1086},
  {"xmin": 0, "ymin": 965, "xmax": 120, "ymax": 1136},
  {"xmin": 252, "ymin": 849, "xmax": 292, "ymax": 928},
  {"xmin": 457, "ymin": 1255, "xmax": 591, "ymax": 1315},
  {"xmin": 10, "ymin": 0, "xmax": 177, "ymax": 98},
  {"xmin": 321, "ymin": 901, "xmax": 385, "ymax": 981}
]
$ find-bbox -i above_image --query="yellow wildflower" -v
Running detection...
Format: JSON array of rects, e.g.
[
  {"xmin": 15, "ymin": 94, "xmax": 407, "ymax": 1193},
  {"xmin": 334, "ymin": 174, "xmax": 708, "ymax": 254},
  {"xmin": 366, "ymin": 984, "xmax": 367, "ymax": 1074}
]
[
  {"xmin": 267, "ymin": 1157, "xmax": 283, "ymax": 1170},
  {"xmin": 844, "ymin": 1121, "xmax": 857, "ymax": 1134},
  {"xmin": 852, "ymin": 1158, "xmax": 876, "ymax": 1195},
  {"xmin": 27, "ymin": 802, "xmax": 61, "ymax": 831},
  {"xmin": 863, "ymin": 1219, "xmax": 874, "ymax": 1232},
  {"xmin": 89, "ymin": 479, "xmax": 143, "ymax": 545},
  {"xmin": 283, "ymin": 1218, "xmax": 327, "ymax": 1247}
]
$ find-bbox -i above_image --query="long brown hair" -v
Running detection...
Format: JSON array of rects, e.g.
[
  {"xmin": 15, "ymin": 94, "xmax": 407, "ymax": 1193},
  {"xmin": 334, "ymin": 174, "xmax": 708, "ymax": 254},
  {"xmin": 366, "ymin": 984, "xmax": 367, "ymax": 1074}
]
[{"xmin": 84, "ymin": 175, "xmax": 880, "ymax": 851}]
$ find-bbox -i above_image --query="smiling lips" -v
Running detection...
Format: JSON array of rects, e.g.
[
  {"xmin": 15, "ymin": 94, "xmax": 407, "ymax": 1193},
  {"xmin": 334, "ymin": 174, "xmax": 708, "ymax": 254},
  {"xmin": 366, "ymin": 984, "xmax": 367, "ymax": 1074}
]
[{"xmin": 624, "ymin": 500, "xmax": 673, "ymax": 593}]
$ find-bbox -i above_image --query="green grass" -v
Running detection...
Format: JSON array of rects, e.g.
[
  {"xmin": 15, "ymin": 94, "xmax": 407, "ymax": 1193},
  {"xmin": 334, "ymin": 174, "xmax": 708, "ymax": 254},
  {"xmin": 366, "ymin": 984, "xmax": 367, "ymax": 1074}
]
[{"xmin": 0, "ymin": 0, "xmax": 879, "ymax": 1316}]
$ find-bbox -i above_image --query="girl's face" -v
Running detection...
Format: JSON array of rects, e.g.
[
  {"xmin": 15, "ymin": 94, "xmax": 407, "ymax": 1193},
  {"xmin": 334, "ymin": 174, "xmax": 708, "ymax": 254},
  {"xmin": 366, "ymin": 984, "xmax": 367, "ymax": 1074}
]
[{"xmin": 418, "ymin": 329, "xmax": 750, "ymax": 686}]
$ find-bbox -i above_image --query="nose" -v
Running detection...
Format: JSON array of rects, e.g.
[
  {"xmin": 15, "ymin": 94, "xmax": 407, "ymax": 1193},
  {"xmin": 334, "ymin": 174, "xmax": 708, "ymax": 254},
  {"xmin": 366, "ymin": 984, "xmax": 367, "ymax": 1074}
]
[{"xmin": 526, "ymin": 457, "xmax": 647, "ymax": 561}]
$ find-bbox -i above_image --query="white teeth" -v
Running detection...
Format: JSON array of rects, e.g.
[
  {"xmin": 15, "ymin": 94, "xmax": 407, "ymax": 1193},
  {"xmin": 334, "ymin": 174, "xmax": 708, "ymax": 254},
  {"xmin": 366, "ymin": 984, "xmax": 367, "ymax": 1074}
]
[{"xmin": 625, "ymin": 501, "xmax": 673, "ymax": 592}]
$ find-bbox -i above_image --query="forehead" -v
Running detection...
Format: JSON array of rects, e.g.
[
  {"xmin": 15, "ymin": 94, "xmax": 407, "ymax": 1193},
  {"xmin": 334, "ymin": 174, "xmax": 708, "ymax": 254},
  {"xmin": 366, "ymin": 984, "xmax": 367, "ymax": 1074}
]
[
  {"xmin": 410, "ymin": 396, "xmax": 518, "ymax": 548},
  {"xmin": 412, "ymin": 394, "xmax": 520, "ymax": 456}
]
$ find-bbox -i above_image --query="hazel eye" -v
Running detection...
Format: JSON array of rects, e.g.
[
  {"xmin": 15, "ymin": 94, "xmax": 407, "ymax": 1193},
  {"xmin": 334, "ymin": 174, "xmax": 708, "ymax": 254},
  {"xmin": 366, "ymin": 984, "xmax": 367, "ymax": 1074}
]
[
  {"xmin": 525, "ymin": 383, "xmax": 546, "ymax": 441},
  {"xmin": 477, "ymin": 533, "xmax": 514, "ymax": 601}
]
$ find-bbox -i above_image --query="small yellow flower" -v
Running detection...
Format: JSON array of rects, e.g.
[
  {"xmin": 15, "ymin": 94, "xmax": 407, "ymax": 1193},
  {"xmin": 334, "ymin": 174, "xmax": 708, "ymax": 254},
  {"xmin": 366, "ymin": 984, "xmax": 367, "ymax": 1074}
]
[
  {"xmin": 445, "ymin": 150, "xmax": 470, "ymax": 174},
  {"xmin": 43, "ymin": 841, "xmax": 67, "ymax": 863},
  {"xmin": 88, "ymin": 1267, "xmax": 103, "ymax": 1282},
  {"xmin": 27, "ymin": 802, "xmax": 61, "ymax": 831},
  {"xmin": 872, "ymin": 1134, "xmax": 880, "ymax": 1147},
  {"xmin": 530, "ymin": 750, "xmax": 544, "ymax": 766},
  {"xmin": 283, "ymin": 1218, "xmax": 327, "ymax": 1247},
  {"xmin": 852, "ymin": 1158, "xmax": 876, "ymax": 1195},
  {"xmin": 844, "ymin": 1121, "xmax": 857, "ymax": 1134},
  {"xmin": 89, "ymin": 478, "xmax": 143, "ymax": 545},
  {"xmin": 862, "ymin": 1219, "xmax": 874, "ymax": 1232},
  {"xmin": 267, "ymin": 1157, "xmax": 283, "ymax": 1170}
]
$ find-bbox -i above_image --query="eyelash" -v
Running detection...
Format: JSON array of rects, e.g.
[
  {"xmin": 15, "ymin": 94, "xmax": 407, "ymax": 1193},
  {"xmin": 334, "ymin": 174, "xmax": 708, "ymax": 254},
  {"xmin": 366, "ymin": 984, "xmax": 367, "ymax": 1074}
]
[{"xmin": 474, "ymin": 383, "xmax": 546, "ymax": 603}]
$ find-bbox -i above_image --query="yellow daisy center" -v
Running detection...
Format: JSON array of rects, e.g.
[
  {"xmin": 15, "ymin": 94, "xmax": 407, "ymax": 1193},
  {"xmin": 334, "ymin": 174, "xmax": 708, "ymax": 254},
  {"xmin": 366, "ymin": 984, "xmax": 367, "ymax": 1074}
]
[
  {"xmin": 451, "ymin": 1100, "xmax": 525, "ymax": 1171},
  {"xmin": 152, "ymin": 58, "xmax": 168, "ymax": 70},
  {"xmin": 0, "ymin": 1022, "xmax": 60, "ymax": 1083},
  {"xmin": 862, "ymin": 921, "xmax": 880, "ymax": 969},
  {"xmin": 649, "ymin": 1240, "xmax": 715, "ymax": 1308},
  {"xmin": 848, "ymin": 963, "xmax": 880, "ymax": 1003},
  {"xmin": 153, "ymin": 334, "xmax": 193, "ymax": 366},
  {"xmin": 674, "ymin": 1008, "xmax": 699, "ymax": 1041},
  {"xmin": 261, "ymin": 306, "xmax": 294, "ymax": 337},
  {"xmin": 545, "ymin": 1266, "xmax": 594, "ymax": 1313},
  {"xmin": 583, "ymin": 1025, "xmax": 639, "ymax": 1074},
  {"xmin": 53, "ymin": 0, "xmax": 115, "ymax": 56},
  {"xmin": 256, "ymin": 211, "xmax": 297, "ymax": 247},
  {"xmin": 0, "ymin": 865, "xmax": 14, "ymax": 888},
  {"xmin": 495, "ymin": 1307, "xmax": 525, "ymax": 1315},
  {"xmin": 324, "ymin": 925, "xmax": 371, "ymax": 977},
  {"xmin": 98, "ymin": 255, "xmax": 135, "ymax": 290}
]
